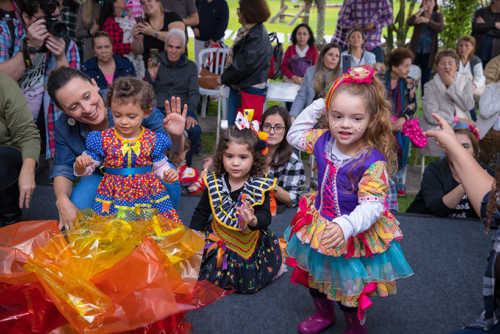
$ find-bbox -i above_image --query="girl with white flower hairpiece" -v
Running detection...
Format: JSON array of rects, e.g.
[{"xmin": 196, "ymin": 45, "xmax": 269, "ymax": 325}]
[{"xmin": 190, "ymin": 110, "xmax": 284, "ymax": 293}]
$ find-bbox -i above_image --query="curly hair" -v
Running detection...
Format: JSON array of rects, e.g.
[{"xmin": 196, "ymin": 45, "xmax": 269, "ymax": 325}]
[
  {"xmin": 106, "ymin": 77, "xmax": 156, "ymax": 114},
  {"xmin": 212, "ymin": 126, "xmax": 267, "ymax": 178},
  {"xmin": 485, "ymin": 166, "xmax": 499, "ymax": 231},
  {"xmin": 326, "ymin": 74, "xmax": 397, "ymax": 173}
]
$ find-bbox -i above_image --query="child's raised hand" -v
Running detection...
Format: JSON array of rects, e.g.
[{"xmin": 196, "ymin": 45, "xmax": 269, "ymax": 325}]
[
  {"xmin": 238, "ymin": 200, "xmax": 257, "ymax": 227},
  {"xmin": 163, "ymin": 168, "xmax": 179, "ymax": 184},
  {"xmin": 74, "ymin": 154, "xmax": 94, "ymax": 175},
  {"xmin": 321, "ymin": 222, "xmax": 345, "ymax": 250}
]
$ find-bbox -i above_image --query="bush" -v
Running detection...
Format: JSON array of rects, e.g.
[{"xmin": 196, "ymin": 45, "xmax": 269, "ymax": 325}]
[{"xmin": 440, "ymin": 0, "xmax": 478, "ymax": 48}]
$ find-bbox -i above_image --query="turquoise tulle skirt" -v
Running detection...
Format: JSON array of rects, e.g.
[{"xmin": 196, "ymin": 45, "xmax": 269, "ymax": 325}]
[{"xmin": 284, "ymin": 225, "xmax": 414, "ymax": 300}]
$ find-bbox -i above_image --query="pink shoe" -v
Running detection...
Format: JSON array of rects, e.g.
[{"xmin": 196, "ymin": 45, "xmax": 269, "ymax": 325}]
[
  {"xmin": 298, "ymin": 297, "xmax": 336, "ymax": 334},
  {"xmin": 343, "ymin": 311, "xmax": 368, "ymax": 334}
]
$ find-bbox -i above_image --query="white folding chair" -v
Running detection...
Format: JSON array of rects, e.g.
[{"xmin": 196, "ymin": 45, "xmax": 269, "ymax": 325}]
[{"xmin": 197, "ymin": 47, "xmax": 231, "ymax": 143}]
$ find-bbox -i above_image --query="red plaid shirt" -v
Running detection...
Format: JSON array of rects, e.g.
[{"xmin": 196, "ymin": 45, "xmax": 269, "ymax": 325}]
[{"xmin": 103, "ymin": 17, "xmax": 131, "ymax": 56}]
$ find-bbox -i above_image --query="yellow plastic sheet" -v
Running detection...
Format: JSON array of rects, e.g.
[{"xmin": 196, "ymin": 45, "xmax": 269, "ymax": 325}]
[{"xmin": 0, "ymin": 208, "xmax": 227, "ymax": 334}]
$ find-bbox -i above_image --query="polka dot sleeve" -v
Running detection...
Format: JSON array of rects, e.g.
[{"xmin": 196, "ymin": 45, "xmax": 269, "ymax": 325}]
[
  {"xmin": 84, "ymin": 130, "xmax": 105, "ymax": 163},
  {"xmin": 151, "ymin": 132, "xmax": 171, "ymax": 163}
]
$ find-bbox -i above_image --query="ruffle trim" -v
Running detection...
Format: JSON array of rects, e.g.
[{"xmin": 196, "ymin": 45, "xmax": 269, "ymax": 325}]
[
  {"xmin": 204, "ymin": 173, "xmax": 276, "ymax": 231},
  {"xmin": 309, "ymin": 279, "xmax": 397, "ymax": 308},
  {"xmin": 290, "ymin": 194, "xmax": 402, "ymax": 258}
]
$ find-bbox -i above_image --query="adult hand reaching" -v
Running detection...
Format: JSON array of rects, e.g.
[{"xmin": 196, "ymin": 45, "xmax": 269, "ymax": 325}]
[
  {"xmin": 163, "ymin": 97, "xmax": 188, "ymax": 136},
  {"xmin": 56, "ymin": 197, "xmax": 78, "ymax": 230}
]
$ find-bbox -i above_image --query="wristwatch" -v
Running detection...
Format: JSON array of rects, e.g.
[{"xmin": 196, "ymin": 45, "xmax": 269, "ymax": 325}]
[{"xmin": 154, "ymin": 31, "xmax": 159, "ymax": 39}]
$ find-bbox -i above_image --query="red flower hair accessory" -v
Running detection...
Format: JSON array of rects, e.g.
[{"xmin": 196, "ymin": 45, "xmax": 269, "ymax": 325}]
[{"xmin": 325, "ymin": 66, "xmax": 376, "ymax": 110}]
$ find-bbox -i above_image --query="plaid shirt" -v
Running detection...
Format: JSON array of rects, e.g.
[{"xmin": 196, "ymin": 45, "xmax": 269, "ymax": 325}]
[
  {"xmin": 332, "ymin": 0, "xmax": 393, "ymax": 50},
  {"xmin": 267, "ymin": 151, "xmax": 306, "ymax": 207},
  {"xmin": 467, "ymin": 193, "xmax": 500, "ymax": 331},
  {"xmin": 103, "ymin": 17, "xmax": 131, "ymax": 56},
  {"xmin": 43, "ymin": 39, "xmax": 80, "ymax": 159},
  {"xmin": 0, "ymin": 15, "xmax": 24, "ymax": 63}
]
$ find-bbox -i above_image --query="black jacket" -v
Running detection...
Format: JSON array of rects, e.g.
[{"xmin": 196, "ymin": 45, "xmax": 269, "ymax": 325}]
[
  {"xmin": 195, "ymin": 0, "xmax": 229, "ymax": 42},
  {"xmin": 221, "ymin": 23, "xmax": 272, "ymax": 90},
  {"xmin": 407, "ymin": 159, "xmax": 492, "ymax": 219}
]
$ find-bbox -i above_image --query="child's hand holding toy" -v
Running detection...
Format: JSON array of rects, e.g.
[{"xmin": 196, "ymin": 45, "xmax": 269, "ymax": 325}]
[
  {"xmin": 237, "ymin": 196, "xmax": 257, "ymax": 229},
  {"xmin": 74, "ymin": 154, "xmax": 94, "ymax": 175}
]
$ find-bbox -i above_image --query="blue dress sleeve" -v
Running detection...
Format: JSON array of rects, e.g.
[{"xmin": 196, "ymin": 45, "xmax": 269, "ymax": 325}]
[
  {"xmin": 84, "ymin": 131, "xmax": 105, "ymax": 162},
  {"xmin": 151, "ymin": 132, "xmax": 171, "ymax": 162}
]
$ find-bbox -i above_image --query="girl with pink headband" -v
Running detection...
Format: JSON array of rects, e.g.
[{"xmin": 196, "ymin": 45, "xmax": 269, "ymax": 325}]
[{"xmin": 285, "ymin": 66, "xmax": 414, "ymax": 334}]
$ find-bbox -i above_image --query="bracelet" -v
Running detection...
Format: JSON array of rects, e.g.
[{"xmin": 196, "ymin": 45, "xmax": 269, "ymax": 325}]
[{"xmin": 22, "ymin": 39, "xmax": 32, "ymax": 68}]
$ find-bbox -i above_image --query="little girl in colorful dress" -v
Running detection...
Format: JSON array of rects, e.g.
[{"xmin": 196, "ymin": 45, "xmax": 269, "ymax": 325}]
[
  {"xmin": 190, "ymin": 112, "xmax": 283, "ymax": 293},
  {"xmin": 285, "ymin": 66, "xmax": 414, "ymax": 334},
  {"xmin": 74, "ymin": 77, "xmax": 180, "ymax": 221}
]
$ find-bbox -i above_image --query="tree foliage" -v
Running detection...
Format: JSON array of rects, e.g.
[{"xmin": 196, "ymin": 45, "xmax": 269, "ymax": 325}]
[
  {"xmin": 440, "ymin": 0, "xmax": 478, "ymax": 49},
  {"xmin": 385, "ymin": 0, "xmax": 418, "ymax": 51}
]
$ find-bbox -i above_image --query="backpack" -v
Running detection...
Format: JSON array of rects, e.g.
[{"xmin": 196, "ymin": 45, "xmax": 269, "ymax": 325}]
[{"xmin": 268, "ymin": 32, "xmax": 283, "ymax": 80}]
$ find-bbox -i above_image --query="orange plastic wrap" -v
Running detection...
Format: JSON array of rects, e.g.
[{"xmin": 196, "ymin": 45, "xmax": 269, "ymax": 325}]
[
  {"xmin": 0, "ymin": 210, "xmax": 231, "ymax": 333},
  {"xmin": 0, "ymin": 220, "xmax": 60, "ymax": 284}
]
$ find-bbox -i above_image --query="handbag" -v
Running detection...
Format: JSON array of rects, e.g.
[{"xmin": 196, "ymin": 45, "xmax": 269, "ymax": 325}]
[{"xmin": 198, "ymin": 68, "xmax": 219, "ymax": 90}]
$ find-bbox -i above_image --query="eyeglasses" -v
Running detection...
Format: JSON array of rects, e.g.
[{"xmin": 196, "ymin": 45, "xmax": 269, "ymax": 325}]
[{"xmin": 262, "ymin": 123, "xmax": 285, "ymax": 133}]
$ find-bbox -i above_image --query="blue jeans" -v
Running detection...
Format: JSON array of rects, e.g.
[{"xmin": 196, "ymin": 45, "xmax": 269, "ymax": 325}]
[
  {"xmin": 70, "ymin": 165, "xmax": 181, "ymax": 210},
  {"xmin": 414, "ymin": 52, "xmax": 432, "ymax": 87}
]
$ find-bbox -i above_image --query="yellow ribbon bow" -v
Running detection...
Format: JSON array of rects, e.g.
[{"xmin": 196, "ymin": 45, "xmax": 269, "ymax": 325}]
[{"xmin": 120, "ymin": 141, "xmax": 141, "ymax": 167}]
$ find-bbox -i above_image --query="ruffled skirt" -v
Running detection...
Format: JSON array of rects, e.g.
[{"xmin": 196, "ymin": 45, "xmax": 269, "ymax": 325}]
[
  {"xmin": 199, "ymin": 229, "xmax": 283, "ymax": 294},
  {"xmin": 284, "ymin": 195, "xmax": 413, "ymax": 307}
]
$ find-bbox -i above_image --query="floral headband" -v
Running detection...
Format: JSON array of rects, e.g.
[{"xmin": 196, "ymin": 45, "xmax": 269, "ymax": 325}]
[
  {"xmin": 234, "ymin": 109, "xmax": 269, "ymax": 155},
  {"xmin": 453, "ymin": 121, "xmax": 480, "ymax": 140},
  {"xmin": 324, "ymin": 66, "xmax": 376, "ymax": 110}
]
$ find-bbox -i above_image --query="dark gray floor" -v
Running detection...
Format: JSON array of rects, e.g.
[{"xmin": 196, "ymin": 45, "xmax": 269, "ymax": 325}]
[{"xmin": 23, "ymin": 186, "xmax": 491, "ymax": 334}]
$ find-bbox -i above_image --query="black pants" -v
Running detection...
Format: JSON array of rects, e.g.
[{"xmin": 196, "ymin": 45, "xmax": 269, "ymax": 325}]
[
  {"xmin": 309, "ymin": 288, "xmax": 357, "ymax": 313},
  {"xmin": 0, "ymin": 146, "xmax": 22, "ymax": 226}
]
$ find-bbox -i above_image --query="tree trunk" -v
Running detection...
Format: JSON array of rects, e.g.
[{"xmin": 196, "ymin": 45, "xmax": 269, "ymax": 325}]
[{"xmin": 315, "ymin": 0, "xmax": 326, "ymax": 46}]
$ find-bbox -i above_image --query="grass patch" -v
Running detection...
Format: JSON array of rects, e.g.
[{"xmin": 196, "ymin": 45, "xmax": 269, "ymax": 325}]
[
  {"xmin": 399, "ymin": 194, "xmax": 415, "ymax": 213},
  {"xmin": 201, "ymin": 132, "xmax": 217, "ymax": 155}
]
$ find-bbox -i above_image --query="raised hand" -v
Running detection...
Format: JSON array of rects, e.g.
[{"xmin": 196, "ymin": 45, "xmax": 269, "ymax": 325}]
[{"xmin": 162, "ymin": 96, "xmax": 188, "ymax": 136}]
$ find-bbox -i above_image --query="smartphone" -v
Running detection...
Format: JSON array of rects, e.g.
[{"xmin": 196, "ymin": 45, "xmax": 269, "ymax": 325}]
[{"xmin": 135, "ymin": 17, "xmax": 144, "ymax": 24}]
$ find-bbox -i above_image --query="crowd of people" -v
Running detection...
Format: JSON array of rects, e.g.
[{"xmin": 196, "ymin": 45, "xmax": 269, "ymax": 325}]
[{"xmin": 0, "ymin": 0, "xmax": 499, "ymax": 333}]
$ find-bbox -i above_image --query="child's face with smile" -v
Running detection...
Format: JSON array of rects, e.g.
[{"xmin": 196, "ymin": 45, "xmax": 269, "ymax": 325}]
[
  {"xmin": 111, "ymin": 100, "xmax": 147, "ymax": 139},
  {"xmin": 223, "ymin": 141, "xmax": 254, "ymax": 182},
  {"xmin": 328, "ymin": 91, "xmax": 370, "ymax": 156}
]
